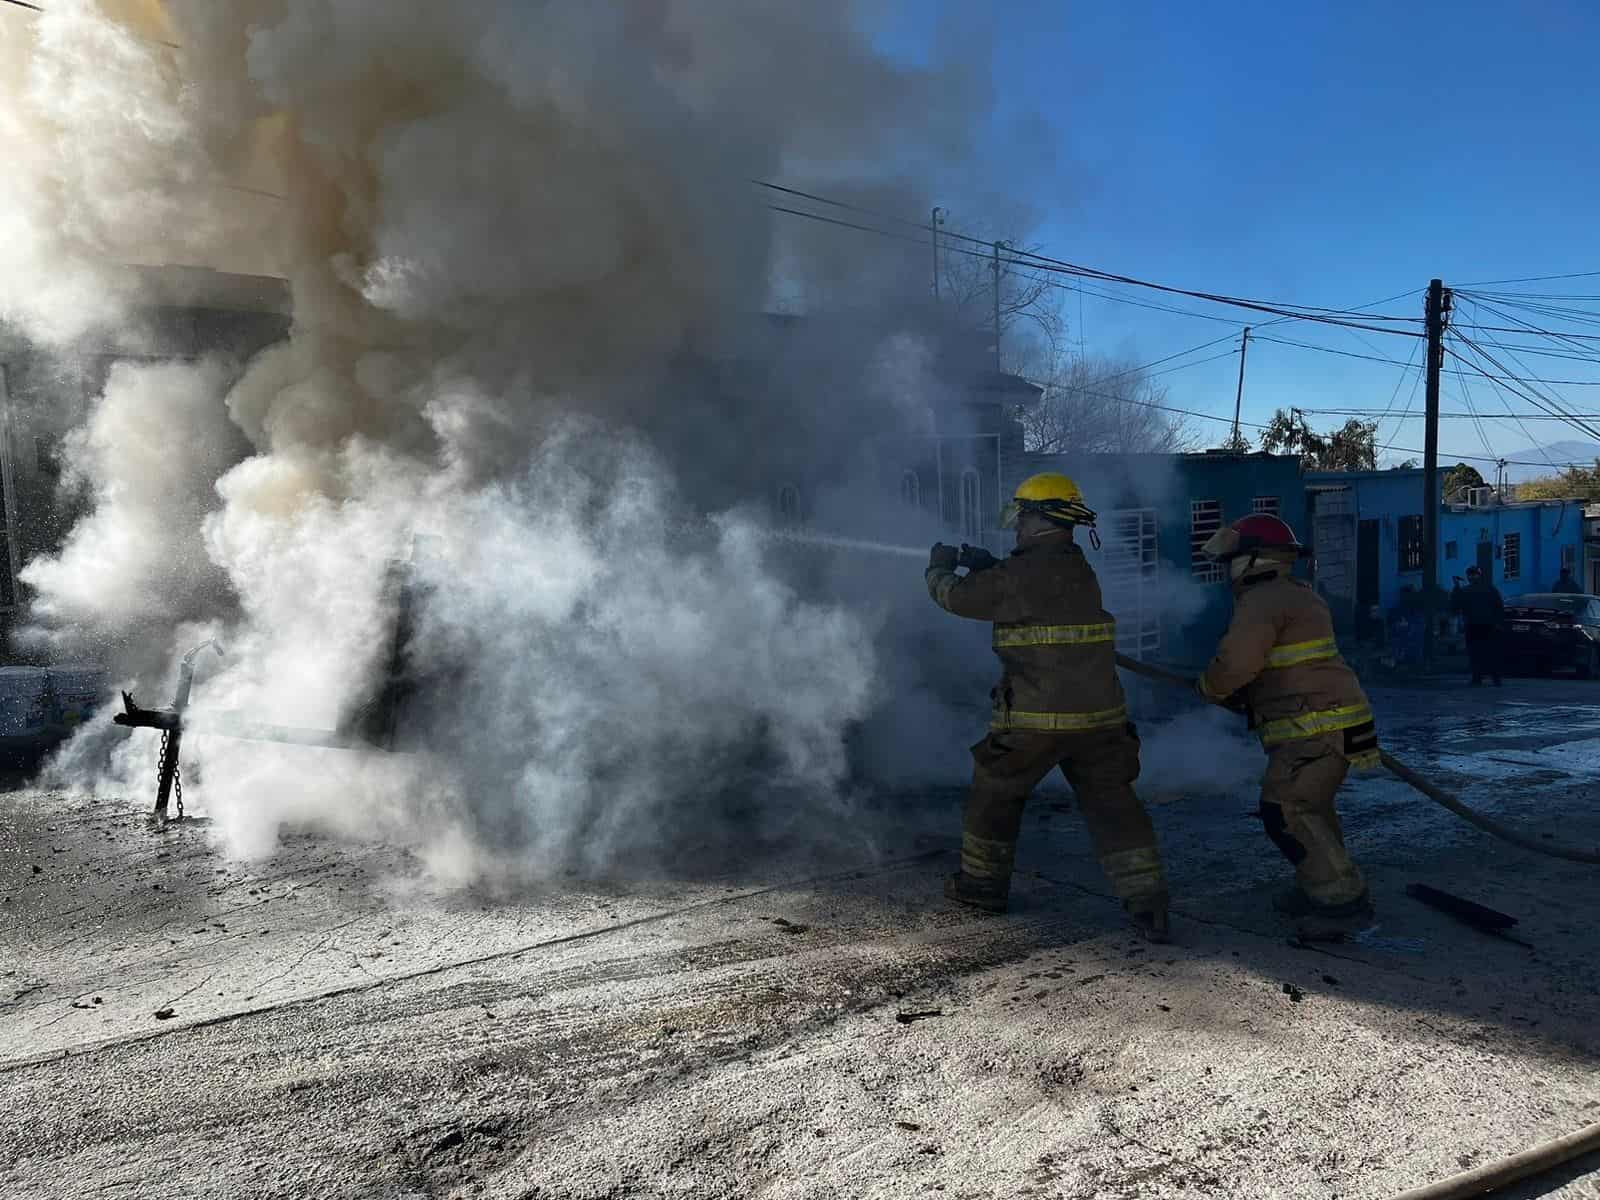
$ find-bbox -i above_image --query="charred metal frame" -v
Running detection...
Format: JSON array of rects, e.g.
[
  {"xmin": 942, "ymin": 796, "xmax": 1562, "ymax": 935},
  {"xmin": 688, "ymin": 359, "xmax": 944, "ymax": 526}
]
[{"xmin": 114, "ymin": 554, "xmax": 419, "ymax": 820}]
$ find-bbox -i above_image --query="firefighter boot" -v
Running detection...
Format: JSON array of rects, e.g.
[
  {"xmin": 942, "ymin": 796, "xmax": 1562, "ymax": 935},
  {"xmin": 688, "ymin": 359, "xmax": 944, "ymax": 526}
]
[
  {"xmin": 945, "ymin": 869, "xmax": 1009, "ymax": 914},
  {"xmin": 1123, "ymin": 891, "xmax": 1171, "ymax": 943}
]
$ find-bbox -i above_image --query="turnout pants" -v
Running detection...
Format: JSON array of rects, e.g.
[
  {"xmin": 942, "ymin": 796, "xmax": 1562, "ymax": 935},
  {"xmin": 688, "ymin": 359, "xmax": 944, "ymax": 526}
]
[
  {"xmin": 961, "ymin": 724, "xmax": 1166, "ymax": 906},
  {"xmin": 1259, "ymin": 733, "xmax": 1366, "ymax": 906}
]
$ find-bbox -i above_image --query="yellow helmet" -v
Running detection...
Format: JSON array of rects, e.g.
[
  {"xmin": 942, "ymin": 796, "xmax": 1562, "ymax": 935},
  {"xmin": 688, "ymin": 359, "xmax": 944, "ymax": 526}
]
[{"xmin": 1001, "ymin": 472, "xmax": 1096, "ymax": 529}]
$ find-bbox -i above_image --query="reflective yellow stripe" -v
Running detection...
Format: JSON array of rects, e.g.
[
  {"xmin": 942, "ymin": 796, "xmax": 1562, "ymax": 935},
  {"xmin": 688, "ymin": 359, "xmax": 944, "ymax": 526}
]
[
  {"xmin": 1265, "ymin": 637, "xmax": 1341, "ymax": 669},
  {"xmin": 1348, "ymin": 749, "xmax": 1383, "ymax": 773},
  {"xmin": 992, "ymin": 622, "xmax": 1116, "ymax": 648},
  {"xmin": 993, "ymin": 705, "xmax": 1128, "ymax": 733},
  {"xmin": 1258, "ymin": 703, "xmax": 1375, "ymax": 747}
]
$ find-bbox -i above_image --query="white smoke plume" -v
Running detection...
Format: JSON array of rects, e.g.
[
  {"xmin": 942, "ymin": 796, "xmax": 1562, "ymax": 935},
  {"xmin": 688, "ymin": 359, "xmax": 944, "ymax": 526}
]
[{"xmin": 4, "ymin": 0, "xmax": 1020, "ymax": 877}]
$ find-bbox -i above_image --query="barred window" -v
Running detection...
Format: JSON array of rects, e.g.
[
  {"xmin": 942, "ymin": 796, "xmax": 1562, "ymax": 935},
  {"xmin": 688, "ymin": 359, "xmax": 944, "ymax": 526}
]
[
  {"xmin": 1251, "ymin": 496, "xmax": 1281, "ymax": 517},
  {"xmin": 1503, "ymin": 532, "xmax": 1521, "ymax": 579},
  {"xmin": 899, "ymin": 469, "xmax": 920, "ymax": 510},
  {"xmin": 1101, "ymin": 508, "xmax": 1161, "ymax": 659},
  {"xmin": 1191, "ymin": 500, "xmax": 1223, "ymax": 582},
  {"xmin": 960, "ymin": 469, "xmax": 982, "ymax": 539},
  {"xmin": 1398, "ymin": 515, "xmax": 1423, "ymax": 573}
]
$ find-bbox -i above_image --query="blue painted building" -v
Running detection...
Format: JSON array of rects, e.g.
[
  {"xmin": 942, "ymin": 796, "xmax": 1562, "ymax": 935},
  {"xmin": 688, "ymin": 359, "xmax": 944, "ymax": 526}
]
[
  {"xmin": 1306, "ymin": 469, "xmax": 1586, "ymax": 638},
  {"xmin": 1007, "ymin": 451, "xmax": 1308, "ymax": 667}
]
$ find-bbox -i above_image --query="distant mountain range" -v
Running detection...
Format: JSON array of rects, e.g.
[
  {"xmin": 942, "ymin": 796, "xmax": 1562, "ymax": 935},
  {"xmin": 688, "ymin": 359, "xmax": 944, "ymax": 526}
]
[{"xmin": 1495, "ymin": 440, "xmax": 1600, "ymax": 482}]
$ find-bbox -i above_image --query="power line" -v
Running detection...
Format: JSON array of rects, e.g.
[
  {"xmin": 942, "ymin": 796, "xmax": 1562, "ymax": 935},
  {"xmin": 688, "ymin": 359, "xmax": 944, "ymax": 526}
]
[
  {"xmin": 758, "ymin": 181, "xmax": 1425, "ymax": 335},
  {"xmin": 1378, "ymin": 369, "xmax": 1425, "ymax": 457},
  {"xmin": 1252, "ymin": 335, "xmax": 1417, "ymax": 368},
  {"xmin": 1019, "ymin": 370, "xmax": 1584, "ymax": 468},
  {"xmin": 0, "ymin": 0, "xmax": 42, "ymax": 11},
  {"xmin": 1370, "ymin": 337, "xmax": 1423, "ymax": 435},
  {"xmin": 1448, "ymin": 349, "xmax": 1498, "ymax": 463},
  {"xmin": 1454, "ymin": 270, "xmax": 1600, "ymax": 287},
  {"xmin": 1447, "ymin": 336, "xmax": 1600, "ymax": 445}
]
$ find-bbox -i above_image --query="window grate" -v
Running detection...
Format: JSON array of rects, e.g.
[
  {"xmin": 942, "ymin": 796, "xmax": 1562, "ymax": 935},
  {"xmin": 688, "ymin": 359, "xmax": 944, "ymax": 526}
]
[
  {"xmin": 1398, "ymin": 515, "xmax": 1423, "ymax": 573},
  {"xmin": 1251, "ymin": 496, "xmax": 1281, "ymax": 517},
  {"xmin": 899, "ymin": 469, "xmax": 920, "ymax": 510},
  {"xmin": 960, "ymin": 469, "xmax": 982, "ymax": 540},
  {"xmin": 1503, "ymin": 532, "xmax": 1521, "ymax": 579},
  {"xmin": 1100, "ymin": 509, "xmax": 1161, "ymax": 658},
  {"xmin": 1191, "ymin": 500, "xmax": 1223, "ymax": 582}
]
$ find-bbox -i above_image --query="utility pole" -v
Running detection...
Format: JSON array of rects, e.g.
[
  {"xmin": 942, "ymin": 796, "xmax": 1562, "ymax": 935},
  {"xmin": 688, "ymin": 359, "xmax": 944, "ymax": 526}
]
[
  {"xmin": 991, "ymin": 240, "xmax": 1008, "ymax": 371},
  {"xmin": 1422, "ymin": 278, "xmax": 1451, "ymax": 664},
  {"xmin": 930, "ymin": 207, "xmax": 944, "ymax": 299},
  {"xmin": 1231, "ymin": 326, "xmax": 1251, "ymax": 450}
]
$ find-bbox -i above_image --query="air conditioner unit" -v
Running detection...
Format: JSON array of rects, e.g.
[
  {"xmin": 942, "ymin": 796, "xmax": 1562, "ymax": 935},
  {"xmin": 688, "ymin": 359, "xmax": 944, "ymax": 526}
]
[{"xmin": 1465, "ymin": 486, "xmax": 1495, "ymax": 508}]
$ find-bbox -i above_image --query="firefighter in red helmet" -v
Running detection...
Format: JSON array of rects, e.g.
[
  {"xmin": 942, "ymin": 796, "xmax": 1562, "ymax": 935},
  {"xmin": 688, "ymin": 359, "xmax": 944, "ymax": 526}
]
[{"xmin": 1195, "ymin": 514, "xmax": 1377, "ymax": 923}]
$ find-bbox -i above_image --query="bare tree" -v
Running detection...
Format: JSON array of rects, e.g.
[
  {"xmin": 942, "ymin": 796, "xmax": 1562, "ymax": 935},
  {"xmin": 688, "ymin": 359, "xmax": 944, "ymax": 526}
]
[
  {"xmin": 1020, "ymin": 355, "xmax": 1198, "ymax": 455},
  {"xmin": 935, "ymin": 230, "xmax": 1194, "ymax": 455},
  {"xmin": 936, "ymin": 238, "xmax": 1065, "ymax": 370}
]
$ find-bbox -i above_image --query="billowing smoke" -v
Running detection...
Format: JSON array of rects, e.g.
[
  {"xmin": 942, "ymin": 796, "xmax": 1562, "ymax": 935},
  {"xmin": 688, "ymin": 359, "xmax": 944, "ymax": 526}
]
[
  {"xmin": 3, "ymin": 2, "xmax": 1251, "ymax": 883},
  {"xmin": 3, "ymin": 0, "xmax": 1017, "ymax": 877}
]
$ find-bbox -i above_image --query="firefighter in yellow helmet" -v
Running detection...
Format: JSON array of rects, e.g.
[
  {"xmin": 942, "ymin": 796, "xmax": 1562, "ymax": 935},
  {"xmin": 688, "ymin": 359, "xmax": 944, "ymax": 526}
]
[
  {"xmin": 1195, "ymin": 514, "xmax": 1376, "ymax": 924},
  {"xmin": 926, "ymin": 472, "xmax": 1170, "ymax": 941}
]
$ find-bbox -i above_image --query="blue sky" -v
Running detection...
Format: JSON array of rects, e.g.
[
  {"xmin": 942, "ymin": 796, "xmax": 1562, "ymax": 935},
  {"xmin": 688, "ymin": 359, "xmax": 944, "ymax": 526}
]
[{"xmin": 876, "ymin": 0, "xmax": 1600, "ymax": 471}]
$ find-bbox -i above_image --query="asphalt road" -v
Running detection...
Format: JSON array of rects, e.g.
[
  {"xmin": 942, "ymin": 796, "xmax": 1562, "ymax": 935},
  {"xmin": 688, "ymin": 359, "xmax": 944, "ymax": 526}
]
[{"xmin": 3, "ymin": 676, "xmax": 1599, "ymax": 1199}]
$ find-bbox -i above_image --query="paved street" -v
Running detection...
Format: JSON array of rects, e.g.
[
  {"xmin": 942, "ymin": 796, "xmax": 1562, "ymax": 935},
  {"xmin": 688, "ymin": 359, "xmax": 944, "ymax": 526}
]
[{"xmin": 3, "ymin": 677, "xmax": 1599, "ymax": 1199}]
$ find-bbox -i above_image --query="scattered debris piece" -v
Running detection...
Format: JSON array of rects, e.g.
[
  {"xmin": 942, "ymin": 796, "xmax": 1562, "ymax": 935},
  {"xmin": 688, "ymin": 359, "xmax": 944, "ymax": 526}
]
[
  {"xmin": 768, "ymin": 917, "xmax": 810, "ymax": 935},
  {"xmin": 895, "ymin": 1009, "xmax": 943, "ymax": 1025},
  {"xmin": 31, "ymin": 865, "xmax": 41, "ymax": 875},
  {"xmin": 1281, "ymin": 983, "xmax": 1305, "ymax": 1004},
  {"xmin": 1405, "ymin": 883, "xmax": 1519, "ymax": 935},
  {"xmin": 154, "ymin": 1008, "xmax": 176, "ymax": 1020},
  {"xmin": 1321, "ymin": 974, "xmax": 1339, "ymax": 987},
  {"xmin": 895, "ymin": 1121, "xmax": 922, "ymax": 1132},
  {"xmin": 1158, "ymin": 1004, "xmax": 1172, "ymax": 1012}
]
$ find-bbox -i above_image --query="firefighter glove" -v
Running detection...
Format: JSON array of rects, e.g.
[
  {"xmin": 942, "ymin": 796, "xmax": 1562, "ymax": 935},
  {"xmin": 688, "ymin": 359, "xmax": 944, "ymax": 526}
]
[
  {"xmin": 958, "ymin": 544, "xmax": 999, "ymax": 573},
  {"xmin": 929, "ymin": 542, "xmax": 959, "ymax": 571}
]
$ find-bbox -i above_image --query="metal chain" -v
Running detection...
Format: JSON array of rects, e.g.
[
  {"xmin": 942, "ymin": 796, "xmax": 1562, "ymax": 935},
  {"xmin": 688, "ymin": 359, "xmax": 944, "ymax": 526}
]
[
  {"xmin": 156, "ymin": 729, "xmax": 167, "ymax": 811},
  {"xmin": 155, "ymin": 730, "xmax": 184, "ymax": 820}
]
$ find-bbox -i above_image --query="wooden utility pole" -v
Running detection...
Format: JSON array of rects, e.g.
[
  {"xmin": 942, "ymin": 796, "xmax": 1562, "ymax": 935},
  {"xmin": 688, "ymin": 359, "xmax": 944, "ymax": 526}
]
[
  {"xmin": 991, "ymin": 241, "xmax": 1003, "ymax": 370},
  {"xmin": 1422, "ymin": 278, "xmax": 1451, "ymax": 663},
  {"xmin": 930, "ymin": 207, "xmax": 944, "ymax": 299},
  {"xmin": 1231, "ymin": 326, "xmax": 1251, "ymax": 449}
]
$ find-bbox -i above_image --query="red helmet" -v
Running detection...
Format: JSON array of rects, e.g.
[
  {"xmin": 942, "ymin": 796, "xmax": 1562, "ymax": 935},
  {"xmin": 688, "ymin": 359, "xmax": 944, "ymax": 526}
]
[{"xmin": 1202, "ymin": 514, "xmax": 1306, "ymax": 561}]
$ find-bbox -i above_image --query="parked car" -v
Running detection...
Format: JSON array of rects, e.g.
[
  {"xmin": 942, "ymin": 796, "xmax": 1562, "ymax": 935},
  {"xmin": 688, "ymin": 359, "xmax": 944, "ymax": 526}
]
[{"xmin": 1501, "ymin": 593, "xmax": 1600, "ymax": 677}]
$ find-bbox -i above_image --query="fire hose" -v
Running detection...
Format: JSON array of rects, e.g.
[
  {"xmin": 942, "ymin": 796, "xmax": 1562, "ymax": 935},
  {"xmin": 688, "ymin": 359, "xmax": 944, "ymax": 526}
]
[
  {"xmin": 1115, "ymin": 651, "xmax": 1600, "ymax": 1196},
  {"xmin": 1113, "ymin": 653, "xmax": 1600, "ymax": 865}
]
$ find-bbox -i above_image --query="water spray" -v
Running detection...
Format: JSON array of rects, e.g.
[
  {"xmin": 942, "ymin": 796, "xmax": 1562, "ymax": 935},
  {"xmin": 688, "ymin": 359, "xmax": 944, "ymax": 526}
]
[{"xmin": 761, "ymin": 530, "xmax": 929, "ymax": 560}]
